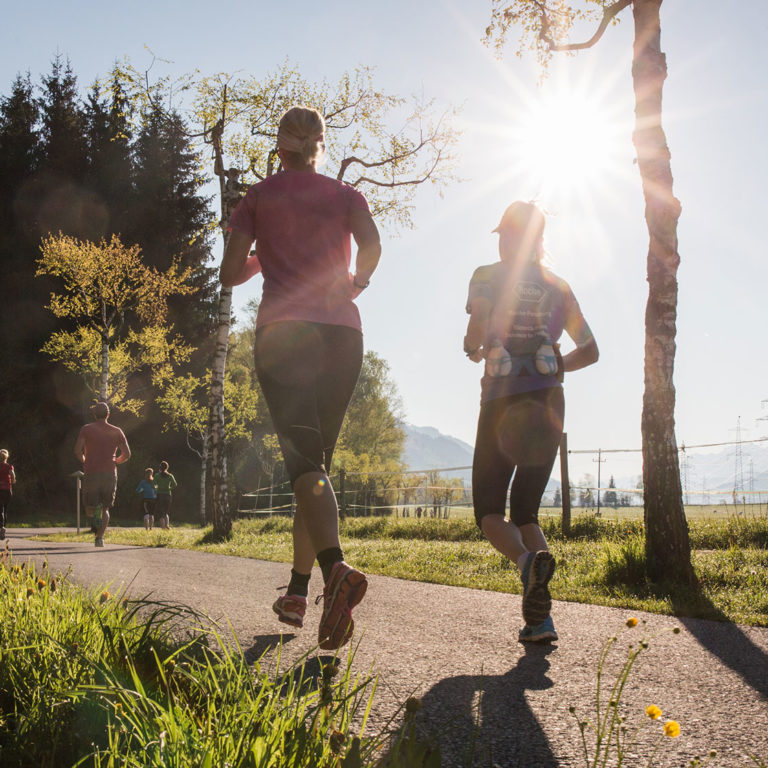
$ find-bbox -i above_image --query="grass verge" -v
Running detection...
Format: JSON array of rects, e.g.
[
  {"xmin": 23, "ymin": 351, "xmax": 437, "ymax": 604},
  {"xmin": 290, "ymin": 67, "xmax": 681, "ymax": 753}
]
[
  {"xmin": 31, "ymin": 513, "xmax": 768, "ymax": 627},
  {"xmin": 0, "ymin": 546, "xmax": 436, "ymax": 767}
]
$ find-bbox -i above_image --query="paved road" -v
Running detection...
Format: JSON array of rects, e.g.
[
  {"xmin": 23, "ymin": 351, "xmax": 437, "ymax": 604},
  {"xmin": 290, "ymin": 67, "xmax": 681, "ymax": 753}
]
[{"xmin": 6, "ymin": 529, "xmax": 768, "ymax": 767}]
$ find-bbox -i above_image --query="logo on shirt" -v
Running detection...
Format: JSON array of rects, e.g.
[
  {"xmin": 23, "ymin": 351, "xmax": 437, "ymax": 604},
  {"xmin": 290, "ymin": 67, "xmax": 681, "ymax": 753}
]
[{"xmin": 515, "ymin": 282, "xmax": 546, "ymax": 303}]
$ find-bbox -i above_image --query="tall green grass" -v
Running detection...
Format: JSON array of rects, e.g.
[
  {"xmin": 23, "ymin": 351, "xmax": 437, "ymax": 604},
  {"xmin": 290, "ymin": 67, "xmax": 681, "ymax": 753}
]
[{"xmin": 0, "ymin": 545, "xmax": 432, "ymax": 767}]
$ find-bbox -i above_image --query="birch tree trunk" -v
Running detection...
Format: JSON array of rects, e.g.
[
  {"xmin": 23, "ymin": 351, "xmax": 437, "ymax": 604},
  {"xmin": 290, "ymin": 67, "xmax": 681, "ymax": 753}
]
[
  {"xmin": 199, "ymin": 425, "xmax": 209, "ymax": 525},
  {"xmin": 632, "ymin": 0, "xmax": 695, "ymax": 584},
  {"xmin": 99, "ymin": 334, "xmax": 109, "ymax": 402},
  {"xmin": 208, "ymin": 282, "xmax": 232, "ymax": 537}
]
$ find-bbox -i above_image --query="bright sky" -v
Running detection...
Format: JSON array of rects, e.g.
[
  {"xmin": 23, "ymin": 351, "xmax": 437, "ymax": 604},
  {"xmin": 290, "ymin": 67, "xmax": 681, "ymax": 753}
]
[{"xmin": 4, "ymin": 1, "xmax": 768, "ymax": 482}]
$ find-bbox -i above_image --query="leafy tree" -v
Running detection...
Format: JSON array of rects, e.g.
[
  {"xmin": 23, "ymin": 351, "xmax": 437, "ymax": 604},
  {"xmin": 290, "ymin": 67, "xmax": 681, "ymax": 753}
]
[
  {"xmin": 484, "ymin": 0, "xmax": 694, "ymax": 583},
  {"xmin": 553, "ymin": 487, "xmax": 562, "ymax": 507},
  {"xmin": 339, "ymin": 351, "xmax": 406, "ymax": 466},
  {"xmin": 187, "ymin": 63, "xmax": 457, "ymax": 536},
  {"xmin": 603, "ymin": 475, "xmax": 618, "ymax": 507},
  {"xmin": 36, "ymin": 233, "xmax": 194, "ymax": 412}
]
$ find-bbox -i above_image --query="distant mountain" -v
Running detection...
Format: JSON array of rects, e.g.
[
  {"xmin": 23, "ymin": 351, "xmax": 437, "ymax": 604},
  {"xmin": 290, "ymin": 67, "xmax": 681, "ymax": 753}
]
[{"xmin": 402, "ymin": 424, "xmax": 474, "ymax": 473}]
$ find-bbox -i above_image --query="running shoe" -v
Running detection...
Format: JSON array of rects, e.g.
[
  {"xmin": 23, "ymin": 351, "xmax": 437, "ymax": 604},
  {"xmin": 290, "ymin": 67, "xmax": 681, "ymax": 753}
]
[
  {"xmin": 518, "ymin": 615, "xmax": 558, "ymax": 644},
  {"xmin": 521, "ymin": 550, "xmax": 556, "ymax": 626},
  {"xmin": 94, "ymin": 537, "xmax": 104, "ymax": 548},
  {"xmin": 317, "ymin": 561, "xmax": 368, "ymax": 651},
  {"xmin": 272, "ymin": 594, "xmax": 308, "ymax": 629}
]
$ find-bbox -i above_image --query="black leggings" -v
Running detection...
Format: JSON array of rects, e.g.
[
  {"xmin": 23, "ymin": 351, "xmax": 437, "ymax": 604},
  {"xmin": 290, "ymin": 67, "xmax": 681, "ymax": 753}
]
[
  {"xmin": 0, "ymin": 489, "xmax": 10, "ymax": 527},
  {"xmin": 472, "ymin": 387, "xmax": 564, "ymax": 528},
  {"xmin": 254, "ymin": 321, "xmax": 363, "ymax": 484}
]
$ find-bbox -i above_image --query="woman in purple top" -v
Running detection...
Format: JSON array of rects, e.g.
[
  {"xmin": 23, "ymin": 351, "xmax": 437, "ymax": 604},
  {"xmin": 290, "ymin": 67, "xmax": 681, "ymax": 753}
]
[
  {"xmin": 220, "ymin": 106, "xmax": 381, "ymax": 650},
  {"xmin": 464, "ymin": 201, "xmax": 599, "ymax": 643}
]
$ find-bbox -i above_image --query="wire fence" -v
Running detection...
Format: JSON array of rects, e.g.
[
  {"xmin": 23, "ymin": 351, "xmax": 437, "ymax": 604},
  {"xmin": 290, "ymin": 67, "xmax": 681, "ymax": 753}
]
[{"xmin": 237, "ymin": 435, "xmax": 768, "ymax": 520}]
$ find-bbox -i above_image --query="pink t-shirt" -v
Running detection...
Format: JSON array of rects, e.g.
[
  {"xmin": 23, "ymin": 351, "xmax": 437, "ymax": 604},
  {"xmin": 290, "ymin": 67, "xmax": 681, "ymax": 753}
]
[
  {"xmin": 0, "ymin": 462, "xmax": 13, "ymax": 491},
  {"xmin": 228, "ymin": 170, "xmax": 370, "ymax": 331},
  {"xmin": 77, "ymin": 421, "xmax": 130, "ymax": 475}
]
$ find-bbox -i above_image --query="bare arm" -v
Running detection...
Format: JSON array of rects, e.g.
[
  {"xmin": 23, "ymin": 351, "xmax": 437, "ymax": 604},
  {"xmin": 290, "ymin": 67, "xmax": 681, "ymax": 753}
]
[
  {"xmin": 349, "ymin": 209, "xmax": 381, "ymax": 297},
  {"xmin": 115, "ymin": 434, "xmax": 131, "ymax": 465},
  {"xmin": 562, "ymin": 337, "xmax": 599, "ymax": 372},
  {"xmin": 220, "ymin": 229, "xmax": 256, "ymax": 287},
  {"xmin": 464, "ymin": 297, "xmax": 491, "ymax": 363},
  {"xmin": 74, "ymin": 432, "xmax": 86, "ymax": 463},
  {"xmin": 9, "ymin": 468, "xmax": 15, "ymax": 484}
]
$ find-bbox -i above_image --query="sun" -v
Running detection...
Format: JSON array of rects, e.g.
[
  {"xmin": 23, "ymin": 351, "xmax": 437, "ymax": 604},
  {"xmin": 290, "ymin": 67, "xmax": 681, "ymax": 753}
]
[{"xmin": 507, "ymin": 86, "xmax": 628, "ymax": 199}]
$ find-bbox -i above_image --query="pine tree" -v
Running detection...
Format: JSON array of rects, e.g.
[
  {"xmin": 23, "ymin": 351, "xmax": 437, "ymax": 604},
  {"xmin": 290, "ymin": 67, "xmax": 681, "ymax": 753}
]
[
  {"xmin": 130, "ymin": 106, "xmax": 217, "ymax": 346},
  {"xmin": 83, "ymin": 68, "xmax": 135, "ymax": 239}
]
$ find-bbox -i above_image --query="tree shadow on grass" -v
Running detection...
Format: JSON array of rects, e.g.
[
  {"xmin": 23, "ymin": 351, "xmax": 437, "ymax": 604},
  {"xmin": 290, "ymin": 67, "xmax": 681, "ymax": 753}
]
[{"xmin": 401, "ymin": 643, "xmax": 559, "ymax": 767}]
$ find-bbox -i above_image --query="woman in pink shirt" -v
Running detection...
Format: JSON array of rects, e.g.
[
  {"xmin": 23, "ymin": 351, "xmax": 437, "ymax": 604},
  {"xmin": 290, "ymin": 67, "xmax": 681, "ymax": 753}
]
[
  {"xmin": 221, "ymin": 106, "xmax": 381, "ymax": 651},
  {"xmin": 0, "ymin": 448, "xmax": 16, "ymax": 540}
]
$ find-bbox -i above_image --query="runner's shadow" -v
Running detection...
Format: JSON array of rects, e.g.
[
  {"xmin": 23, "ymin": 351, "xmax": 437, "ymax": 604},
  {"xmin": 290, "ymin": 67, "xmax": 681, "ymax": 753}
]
[
  {"xmin": 409, "ymin": 644, "xmax": 559, "ymax": 767},
  {"xmin": 244, "ymin": 632, "xmax": 297, "ymax": 663}
]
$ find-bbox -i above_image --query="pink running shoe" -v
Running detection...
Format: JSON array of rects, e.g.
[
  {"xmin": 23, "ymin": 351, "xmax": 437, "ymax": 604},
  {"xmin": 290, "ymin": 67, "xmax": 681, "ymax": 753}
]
[
  {"xmin": 272, "ymin": 594, "xmax": 307, "ymax": 629},
  {"xmin": 317, "ymin": 561, "xmax": 368, "ymax": 651}
]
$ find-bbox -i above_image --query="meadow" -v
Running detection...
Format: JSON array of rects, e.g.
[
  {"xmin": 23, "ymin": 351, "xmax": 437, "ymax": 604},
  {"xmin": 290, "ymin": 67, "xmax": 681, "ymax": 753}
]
[{"xmin": 35, "ymin": 511, "xmax": 768, "ymax": 628}]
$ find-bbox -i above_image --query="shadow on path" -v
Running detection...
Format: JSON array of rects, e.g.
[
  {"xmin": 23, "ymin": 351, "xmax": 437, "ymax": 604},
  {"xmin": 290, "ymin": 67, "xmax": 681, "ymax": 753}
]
[
  {"xmin": 408, "ymin": 644, "xmax": 558, "ymax": 767},
  {"xmin": 671, "ymin": 589, "xmax": 768, "ymax": 701}
]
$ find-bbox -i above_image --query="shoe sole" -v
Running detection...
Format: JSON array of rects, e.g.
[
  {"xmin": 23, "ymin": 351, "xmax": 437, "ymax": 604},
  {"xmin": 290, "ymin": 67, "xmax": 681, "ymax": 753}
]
[
  {"xmin": 519, "ymin": 630, "xmax": 558, "ymax": 644},
  {"xmin": 522, "ymin": 552, "xmax": 556, "ymax": 626},
  {"xmin": 319, "ymin": 569, "xmax": 368, "ymax": 651},
  {"xmin": 272, "ymin": 599, "xmax": 304, "ymax": 629}
]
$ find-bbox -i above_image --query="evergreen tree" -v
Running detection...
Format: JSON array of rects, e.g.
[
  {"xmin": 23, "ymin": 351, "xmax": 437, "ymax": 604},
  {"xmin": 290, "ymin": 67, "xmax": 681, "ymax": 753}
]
[
  {"xmin": 130, "ymin": 106, "xmax": 217, "ymax": 346},
  {"xmin": 83, "ymin": 68, "xmax": 135, "ymax": 239}
]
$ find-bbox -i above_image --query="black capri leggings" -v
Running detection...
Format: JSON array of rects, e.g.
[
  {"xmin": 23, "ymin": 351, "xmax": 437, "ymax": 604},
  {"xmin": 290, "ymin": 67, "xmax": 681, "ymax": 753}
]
[
  {"xmin": 472, "ymin": 386, "xmax": 565, "ymax": 528},
  {"xmin": 254, "ymin": 321, "xmax": 363, "ymax": 485}
]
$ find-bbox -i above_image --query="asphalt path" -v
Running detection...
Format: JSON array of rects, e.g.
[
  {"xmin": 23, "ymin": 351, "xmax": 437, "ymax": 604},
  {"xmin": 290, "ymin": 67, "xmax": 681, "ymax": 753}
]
[{"xmin": 6, "ymin": 529, "xmax": 768, "ymax": 767}]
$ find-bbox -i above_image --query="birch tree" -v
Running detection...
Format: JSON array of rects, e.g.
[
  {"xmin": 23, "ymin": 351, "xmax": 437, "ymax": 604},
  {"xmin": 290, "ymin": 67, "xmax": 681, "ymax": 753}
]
[
  {"xmin": 193, "ymin": 63, "xmax": 458, "ymax": 537},
  {"xmin": 484, "ymin": 0, "xmax": 695, "ymax": 583},
  {"xmin": 37, "ymin": 233, "xmax": 194, "ymax": 414}
]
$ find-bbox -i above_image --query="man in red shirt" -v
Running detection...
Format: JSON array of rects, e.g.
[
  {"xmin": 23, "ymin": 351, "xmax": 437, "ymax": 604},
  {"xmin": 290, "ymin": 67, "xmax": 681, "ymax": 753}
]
[{"xmin": 74, "ymin": 402, "xmax": 131, "ymax": 547}]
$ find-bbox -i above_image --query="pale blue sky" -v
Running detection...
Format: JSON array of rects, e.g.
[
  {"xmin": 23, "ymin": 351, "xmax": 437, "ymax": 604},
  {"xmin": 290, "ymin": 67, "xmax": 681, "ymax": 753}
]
[{"xmin": 4, "ymin": 1, "xmax": 767, "ymax": 483}]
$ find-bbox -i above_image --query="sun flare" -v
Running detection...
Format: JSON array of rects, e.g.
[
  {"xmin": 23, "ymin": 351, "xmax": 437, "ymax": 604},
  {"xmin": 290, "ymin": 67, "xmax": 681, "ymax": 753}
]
[{"xmin": 508, "ymin": 88, "xmax": 628, "ymax": 199}]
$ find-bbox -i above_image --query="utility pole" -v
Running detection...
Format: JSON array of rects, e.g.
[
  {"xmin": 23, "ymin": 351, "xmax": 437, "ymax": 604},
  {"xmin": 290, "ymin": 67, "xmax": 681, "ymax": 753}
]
[{"xmin": 593, "ymin": 448, "xmax": 607, "ymax": 516}]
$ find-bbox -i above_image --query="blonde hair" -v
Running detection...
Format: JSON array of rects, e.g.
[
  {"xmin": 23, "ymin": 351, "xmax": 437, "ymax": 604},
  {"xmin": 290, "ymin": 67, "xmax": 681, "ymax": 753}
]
[
  {"xmin": 0, "ymin": 449, "xmax": 8, "ymax": 461},
  {"xmin": 145, "ymin": 467, "xmax": 154, "ymax": 478},
  {"xmin": 277, "ymin": 107, "xmax": 325, "ymax": 166}
]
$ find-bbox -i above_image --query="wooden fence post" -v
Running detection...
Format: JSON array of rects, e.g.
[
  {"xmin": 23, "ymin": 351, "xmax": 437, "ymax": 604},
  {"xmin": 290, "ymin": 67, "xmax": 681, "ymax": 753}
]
[
  {"xmin": 339, "ymin": 469, "xmax": 346, "ymax": 520},
  {"xmin": 560, "ymin": 432, "xmax": 571, "ymax": 536}
]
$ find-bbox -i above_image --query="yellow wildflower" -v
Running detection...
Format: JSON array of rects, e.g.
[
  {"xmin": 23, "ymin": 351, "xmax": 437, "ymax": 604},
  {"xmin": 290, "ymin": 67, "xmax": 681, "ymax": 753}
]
[
  {"xmin": 663, "ymin": 720, "xmax": 681, "ymax": 738},
  {"xmin": 37, "ymin": 579, "xmax": 46, "ymax": 590},
  {"xmin": 645, "ymin": 704, "xmax": 662, "ymax": 720},
  {"xmin": 626, "ymin": 617, "xmax": 638, "ymax": 628},
  {"xmin": 99, "ymin": 591, "xmax": 111, "ymax": 603}
]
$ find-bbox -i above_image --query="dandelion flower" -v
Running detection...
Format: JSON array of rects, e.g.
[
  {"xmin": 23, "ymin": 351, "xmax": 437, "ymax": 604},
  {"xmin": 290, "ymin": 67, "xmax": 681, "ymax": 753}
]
[
  {"xmin": 645, "ymin": 704, "xmax": 662, "ymax": 720},
  {"xmin": 36, "ymin": 579, "xmax": 46, "ymax": 590},
  {"xmin": 99, "ymin": 591, "xmax": 110, "ymax": 603},
  {"xmin": 26, "ymin": 586, "xmax": 34, "ymax": 597},
  {"xmin": 626, "ymin": 617, "xmax": 638, "ymax": 628},
  {"xmin": 663, "ymin": 720, "xmax": 681, "ymax": 738}
]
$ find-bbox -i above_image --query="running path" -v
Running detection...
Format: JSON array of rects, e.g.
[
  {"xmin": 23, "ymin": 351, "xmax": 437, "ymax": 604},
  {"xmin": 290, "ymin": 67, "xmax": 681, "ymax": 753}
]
[{"xmin": 8, "ymin": 530, "xmax": 768, "ymax": 767}]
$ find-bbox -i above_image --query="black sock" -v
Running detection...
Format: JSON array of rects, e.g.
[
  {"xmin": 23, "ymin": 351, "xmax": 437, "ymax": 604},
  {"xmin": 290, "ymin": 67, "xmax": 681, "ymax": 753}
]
[
  {"xmin": 287, "ymin": 568, "xmax": 311, "ymax": 598},
  {"xmin": 317, "ymin": 547, "xmax": 344, "ymax": 582}
]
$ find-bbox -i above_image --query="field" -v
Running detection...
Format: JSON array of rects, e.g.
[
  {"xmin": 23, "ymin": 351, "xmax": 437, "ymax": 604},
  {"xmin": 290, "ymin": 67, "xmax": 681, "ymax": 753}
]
[
  {"xmin": 388, "ymin": 503, "xmax": 767, "ymax": 522},
  {"xmin": 32, "ymin": 511, "xmax": 768, "ymax": 628}
]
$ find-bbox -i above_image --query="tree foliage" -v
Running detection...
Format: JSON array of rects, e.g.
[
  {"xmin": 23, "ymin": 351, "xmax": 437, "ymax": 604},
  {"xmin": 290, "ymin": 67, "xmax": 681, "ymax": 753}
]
[{"xmin": 37, "ymin": 233, "xmax": 194, "ymax": 412}]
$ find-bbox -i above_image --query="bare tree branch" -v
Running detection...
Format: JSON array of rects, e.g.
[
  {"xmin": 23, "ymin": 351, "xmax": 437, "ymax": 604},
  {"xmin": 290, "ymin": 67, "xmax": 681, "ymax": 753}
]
[{"xmin": 540, "ymin": 0, "xmax": 632, "ymax": 51}]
